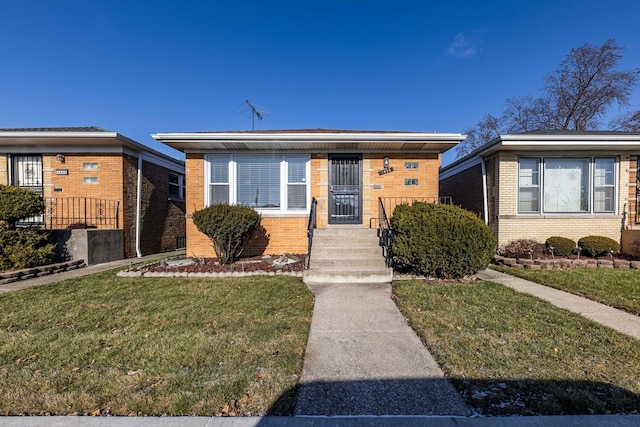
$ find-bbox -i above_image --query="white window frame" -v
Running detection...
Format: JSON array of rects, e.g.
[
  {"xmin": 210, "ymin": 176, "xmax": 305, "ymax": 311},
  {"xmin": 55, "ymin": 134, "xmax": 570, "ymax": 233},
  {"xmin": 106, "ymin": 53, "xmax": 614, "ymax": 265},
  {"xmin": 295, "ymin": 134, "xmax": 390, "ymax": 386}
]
[
  {"xmin": 517, "ymin": 156, "xmax": 618, "ymax": 215},
  {"xmin": 169, "ymin": 173, "xmax": 185, "ymax": 200},
  {"xmin": 205, "ymin": 153, "xmax": 311, "ymax": 214}
]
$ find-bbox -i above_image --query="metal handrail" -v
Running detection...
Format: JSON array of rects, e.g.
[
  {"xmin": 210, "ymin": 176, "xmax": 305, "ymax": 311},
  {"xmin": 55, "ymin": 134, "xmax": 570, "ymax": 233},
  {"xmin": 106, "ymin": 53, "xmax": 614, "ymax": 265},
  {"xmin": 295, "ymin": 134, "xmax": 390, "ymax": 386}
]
[
  {"xmin": 378, "ymin": 197, "xmax": 393, "ymax": 267},
  {"xmin": 305, "ymin": 197, "xmax": 318, "ymax": 269}
]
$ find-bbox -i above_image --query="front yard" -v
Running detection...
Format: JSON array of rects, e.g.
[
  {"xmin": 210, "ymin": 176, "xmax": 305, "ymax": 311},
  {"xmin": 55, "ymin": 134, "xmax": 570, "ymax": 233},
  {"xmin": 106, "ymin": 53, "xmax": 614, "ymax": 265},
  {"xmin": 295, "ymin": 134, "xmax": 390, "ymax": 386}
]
[
  {"xmin": 393, "ymin": 279, "xmax": 640, "ymax": 415},
  {"xmin": 0, "ymin": 272, "xmax": 314, "ymax": 416},
  {"xmin": 491, "ymin": 266, "xmax": 640, "ymax": 316}
]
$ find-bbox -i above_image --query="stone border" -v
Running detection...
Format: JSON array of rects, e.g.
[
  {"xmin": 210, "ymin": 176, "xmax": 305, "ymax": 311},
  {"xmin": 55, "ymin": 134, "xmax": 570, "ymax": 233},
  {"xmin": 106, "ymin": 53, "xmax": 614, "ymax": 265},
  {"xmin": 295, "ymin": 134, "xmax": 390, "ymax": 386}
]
[
  {"xmin": 117, "ymin": 270, "xmax": 304, "ymax": 278},
  {"xmin": 493, "ymin": 255, "xmax": 640, "ymax": 270},
  {"xmin": 0, "ymin": 260, "xmax": 86, "ymax": 285}
]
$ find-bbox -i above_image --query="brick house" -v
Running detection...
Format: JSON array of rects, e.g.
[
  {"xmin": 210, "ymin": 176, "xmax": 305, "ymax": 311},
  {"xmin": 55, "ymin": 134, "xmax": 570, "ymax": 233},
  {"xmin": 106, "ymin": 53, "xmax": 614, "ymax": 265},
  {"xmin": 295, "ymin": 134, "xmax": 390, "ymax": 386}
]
[
  {"xmin": 439, "ymin": 131, "xmax": 640, "ymax": 251},
  {"xmin": 152, "ymin": 129, "xmax": 465, "ymax": 258},
  {"xmin": 0, "ymin": 127, "xmax": 186, "ymax": 263}
]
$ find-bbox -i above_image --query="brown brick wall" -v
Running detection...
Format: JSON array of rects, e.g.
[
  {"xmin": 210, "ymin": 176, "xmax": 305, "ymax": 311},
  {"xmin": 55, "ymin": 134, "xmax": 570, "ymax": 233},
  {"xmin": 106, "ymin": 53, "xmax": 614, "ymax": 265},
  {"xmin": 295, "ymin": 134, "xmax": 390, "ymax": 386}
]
[
  {"xmin": 439, "ymin": 163, "xmax": 484, "ymax": 218},
  {"xmin": 137, "ymin": 159, "xmax": 186, "ymax": 255}
]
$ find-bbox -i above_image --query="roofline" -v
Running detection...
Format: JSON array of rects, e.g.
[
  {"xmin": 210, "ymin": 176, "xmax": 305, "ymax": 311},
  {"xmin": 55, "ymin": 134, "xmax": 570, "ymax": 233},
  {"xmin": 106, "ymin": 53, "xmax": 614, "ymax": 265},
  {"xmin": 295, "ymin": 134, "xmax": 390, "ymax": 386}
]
[
  {"xmin": 151, "ymin": 131, "xmax": 467, "ymax": 143},
  {"xmin": 441, "ymin": 132, "xmax": 640, "ymax": 175},
  {"xmin": 0, "ymin": 130, "xmax": 184, "ymax": 168}
]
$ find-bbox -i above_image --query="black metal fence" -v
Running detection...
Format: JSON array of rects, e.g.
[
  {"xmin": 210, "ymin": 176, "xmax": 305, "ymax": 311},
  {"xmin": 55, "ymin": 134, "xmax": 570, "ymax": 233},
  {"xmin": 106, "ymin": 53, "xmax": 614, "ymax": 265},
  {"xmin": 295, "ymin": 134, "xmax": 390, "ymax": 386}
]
[{"xmin": 19, "ymin": 197, "xmax": 120, "ymax": 229}]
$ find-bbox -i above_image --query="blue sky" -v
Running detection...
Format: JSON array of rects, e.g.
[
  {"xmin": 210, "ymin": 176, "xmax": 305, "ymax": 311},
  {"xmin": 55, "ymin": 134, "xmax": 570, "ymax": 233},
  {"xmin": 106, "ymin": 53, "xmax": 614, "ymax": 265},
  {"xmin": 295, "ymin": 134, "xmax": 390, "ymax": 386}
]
[{"xmin": 2, "ymin": 1, "xmax": 639, "ymax": 165}]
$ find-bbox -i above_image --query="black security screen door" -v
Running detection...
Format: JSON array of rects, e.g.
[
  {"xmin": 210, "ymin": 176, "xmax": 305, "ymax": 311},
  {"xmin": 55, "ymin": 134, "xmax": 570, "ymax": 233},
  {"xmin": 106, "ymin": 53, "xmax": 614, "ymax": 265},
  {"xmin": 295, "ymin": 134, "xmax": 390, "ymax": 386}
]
[{"xmin": 329, "ymin": 154, "xmax": 362, "ymax": 224}]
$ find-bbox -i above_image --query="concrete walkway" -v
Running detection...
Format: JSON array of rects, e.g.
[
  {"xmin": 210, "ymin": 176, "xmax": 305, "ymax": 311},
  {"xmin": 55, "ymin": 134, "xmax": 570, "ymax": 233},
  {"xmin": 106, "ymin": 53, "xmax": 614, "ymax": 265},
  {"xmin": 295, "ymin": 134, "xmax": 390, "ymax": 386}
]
[
  {"xmin": 295, "ymin": 281, "xmax": 470, "ymax": 416},
  {"xmin": 476, "ymin": 268, "xmax": 640, "ymax": 340}
]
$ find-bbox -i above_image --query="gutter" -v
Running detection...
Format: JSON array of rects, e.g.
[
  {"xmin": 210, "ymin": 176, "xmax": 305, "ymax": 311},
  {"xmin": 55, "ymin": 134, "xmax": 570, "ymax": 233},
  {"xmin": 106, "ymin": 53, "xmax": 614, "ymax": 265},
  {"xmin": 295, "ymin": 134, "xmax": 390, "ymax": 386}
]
[
  {"xmin": 136, "ymin": 153, "xmax": 143, "ymax": 258},
  {"xmin": 481, "ymin": 157, "xmax": 489, "ymax": 225}
]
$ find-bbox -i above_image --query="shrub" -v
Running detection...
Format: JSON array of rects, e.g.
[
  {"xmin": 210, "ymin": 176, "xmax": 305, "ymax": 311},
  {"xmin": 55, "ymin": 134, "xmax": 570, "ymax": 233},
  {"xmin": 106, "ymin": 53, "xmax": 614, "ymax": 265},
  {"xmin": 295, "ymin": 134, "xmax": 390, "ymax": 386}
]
[
  {"xmin": 500, "ymin": 239, "xmax": 545, "ymax": 259},
  {"xmin": 578, "ymin": 235, "xmax": 620, "ymax": 257},
  {"xmin": 192, "ymin": 204, "xmax": 261, "ymax": 264},
  {"xmin": 545, "ymin": 236, "xmax": 576, "ymax": 257},
  {"xmin": 0, "ymin": 228, "xmax": 56, "ymax": 270},
  {"xmin": 0, "ymin": 184, "xmax": 45, "ymax": 229},
  {"xmin": 390, "ymin": 202, "xmax": 495, "ymax": 279}
]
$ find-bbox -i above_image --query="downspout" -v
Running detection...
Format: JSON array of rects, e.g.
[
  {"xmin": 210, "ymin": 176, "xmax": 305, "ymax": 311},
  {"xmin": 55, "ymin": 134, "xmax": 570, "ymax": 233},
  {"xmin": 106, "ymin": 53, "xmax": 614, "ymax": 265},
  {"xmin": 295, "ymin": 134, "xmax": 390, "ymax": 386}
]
[
  {"xmin": 481, "ymin": 157, "xmax": 489, "ymax": 225},
  {"xmin": 135, "ymin": 153, "xmax": 143, "ymax": 258}
]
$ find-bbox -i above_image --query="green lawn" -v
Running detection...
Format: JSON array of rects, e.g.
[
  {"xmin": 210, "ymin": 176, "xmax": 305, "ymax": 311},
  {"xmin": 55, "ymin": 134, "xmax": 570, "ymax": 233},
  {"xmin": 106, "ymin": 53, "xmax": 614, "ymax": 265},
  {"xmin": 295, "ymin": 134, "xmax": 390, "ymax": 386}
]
[
  {"xmin": 393, "ymin": 279, "xmax": 640, "ymax": 416},
  {"xmin": 492, "ymin": 266, "xmax": 640, "ymax": 316},
  {"xmin": 0, "ymin": 271, "xmax": 313, "ymax": 416}
]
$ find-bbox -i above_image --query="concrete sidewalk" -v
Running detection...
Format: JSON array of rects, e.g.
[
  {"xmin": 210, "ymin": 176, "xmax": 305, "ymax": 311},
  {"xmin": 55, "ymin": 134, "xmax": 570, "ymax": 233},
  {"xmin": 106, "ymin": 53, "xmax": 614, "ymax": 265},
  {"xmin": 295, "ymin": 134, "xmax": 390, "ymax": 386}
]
[
  {"xmin": 476, "ymin": 268, "xmax": 640, "ymax": 340},
  {"xmin": 295, "ymin": 282, "xmax": 470, "ymax": 416}
]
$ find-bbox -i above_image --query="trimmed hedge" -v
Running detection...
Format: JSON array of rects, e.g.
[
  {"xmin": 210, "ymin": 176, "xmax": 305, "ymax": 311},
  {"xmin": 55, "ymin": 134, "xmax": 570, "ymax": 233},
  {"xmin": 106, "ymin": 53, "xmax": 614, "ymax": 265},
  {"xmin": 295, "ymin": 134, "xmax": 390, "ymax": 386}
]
[
  {"xmin": 545, "ymin": 236, "xmax": 576, "ymax": 257},
  {"xmin": 578, "ymin": 235, "xmax": 620, "ymax": 257},
  {"xmin": 192, "ymin": 204, "xmax": 261, "ymax": 264},
  {"xmin": 390, "ymin": 202, "xmax": 495, "ymax": 279}
]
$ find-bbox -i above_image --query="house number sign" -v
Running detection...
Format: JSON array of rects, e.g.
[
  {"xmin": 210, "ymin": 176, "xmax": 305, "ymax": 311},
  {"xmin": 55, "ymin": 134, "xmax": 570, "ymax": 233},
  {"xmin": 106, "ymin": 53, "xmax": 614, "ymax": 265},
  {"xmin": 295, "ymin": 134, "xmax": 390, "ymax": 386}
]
[
  {"xmin": 56, "ymin": 169, "xmax": 69, "ymax": 175},
  {"xmin": 378, "ymin": 167, "xmax": 394, "ymax": 176}
]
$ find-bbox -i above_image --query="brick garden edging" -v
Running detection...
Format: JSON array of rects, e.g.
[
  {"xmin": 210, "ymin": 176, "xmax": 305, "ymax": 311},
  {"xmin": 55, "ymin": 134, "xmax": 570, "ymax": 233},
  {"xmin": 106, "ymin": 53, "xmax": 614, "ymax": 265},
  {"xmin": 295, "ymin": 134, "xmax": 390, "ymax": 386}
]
[
  {"xmin": 117, "ymin": 270, "xmax": 303, "ymax": 278},
  {"xmin": 492, "ymin": 255, "xmax": 640, "ymax": 270},
  {"xmin": 0, "ymin": 260, "xmax": 86, "ymax": 285}
]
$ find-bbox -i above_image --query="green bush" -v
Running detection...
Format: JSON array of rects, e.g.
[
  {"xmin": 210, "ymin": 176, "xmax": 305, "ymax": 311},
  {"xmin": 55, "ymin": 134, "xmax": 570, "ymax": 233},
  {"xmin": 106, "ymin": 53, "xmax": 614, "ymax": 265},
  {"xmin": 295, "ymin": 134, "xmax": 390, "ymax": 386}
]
[
  {"xmin": 390, "ymin": 202, "xmax": 496, "ymax": 279},
  {"xmin": 545, "ymin": 236, "xmax": 576, "ymax": 257},
  {"xmin": 0, "ymin": 184, "xmax": 45, "ymax": 229},
  {"xmin": 500, "ymin": 239, "xmax": 545, "ymax": 259},
  {"xmin": 578, "ymin": 235, "xmax": 620, "ymax": 257},
  {"xmin": 192, "ymin": 204, "xmax": 261, "ymax": 264},
  {"xmin": 0, "ymin": 229, "xmax": 56, "ymax": 270}
]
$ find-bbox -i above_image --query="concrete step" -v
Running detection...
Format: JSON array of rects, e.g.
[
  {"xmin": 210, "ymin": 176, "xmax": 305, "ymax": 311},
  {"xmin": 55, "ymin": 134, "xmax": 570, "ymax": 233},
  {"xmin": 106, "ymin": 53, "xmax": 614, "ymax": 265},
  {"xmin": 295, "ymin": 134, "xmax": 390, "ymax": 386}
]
[
  {"xmin": 311, "ymin": 235, "xmax": 381, "ymax": 248},
  {"xmin": 310, "ymin": 257, "xmax": 387, "ymax": 269},
  {"xmin": 314, "ymin": 227, "xmax": 378, "ymax": 238},
  {"xmin": 310, "ymin": 245, "xmax": 384, "ymax": 258},
  {"xmin": 303, "ymin": 267, "xmax": 393, "ymax": 284}
]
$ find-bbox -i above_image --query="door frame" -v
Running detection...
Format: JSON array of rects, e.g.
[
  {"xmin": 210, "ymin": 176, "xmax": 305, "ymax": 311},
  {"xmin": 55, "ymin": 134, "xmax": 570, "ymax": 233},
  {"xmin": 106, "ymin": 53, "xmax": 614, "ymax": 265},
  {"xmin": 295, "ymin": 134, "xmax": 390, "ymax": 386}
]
[{"xmin": 328, "ymin": 154, "xmax": 363, "ymax": 224}]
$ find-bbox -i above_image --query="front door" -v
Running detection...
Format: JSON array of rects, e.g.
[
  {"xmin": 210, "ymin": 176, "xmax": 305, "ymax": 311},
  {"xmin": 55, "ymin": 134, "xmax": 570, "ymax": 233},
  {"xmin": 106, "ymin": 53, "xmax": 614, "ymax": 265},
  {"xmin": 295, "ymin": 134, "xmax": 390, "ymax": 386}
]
[{"xmin": 328, "ymin": 154, "xmax": 362, "ymax": 224}]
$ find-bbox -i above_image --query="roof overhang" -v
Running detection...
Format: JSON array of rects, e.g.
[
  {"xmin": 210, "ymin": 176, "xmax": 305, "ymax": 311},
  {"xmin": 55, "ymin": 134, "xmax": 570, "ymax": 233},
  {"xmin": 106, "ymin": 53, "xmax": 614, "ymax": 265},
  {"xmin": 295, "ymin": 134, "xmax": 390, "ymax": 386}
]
[
  {"xmin": 151, "ymin": 131, "xmax": 466, "ymax": 153},
  {"xmin": 479, "ymin": 133, "xmax": 640, "ymax": 156},
  {"xmin": 0, "ymin": 130, "xmax": 184, "ymax": 167},
  {"xmin": 441, "ymin": 132, "xmax": 640, "ymax": 178}
]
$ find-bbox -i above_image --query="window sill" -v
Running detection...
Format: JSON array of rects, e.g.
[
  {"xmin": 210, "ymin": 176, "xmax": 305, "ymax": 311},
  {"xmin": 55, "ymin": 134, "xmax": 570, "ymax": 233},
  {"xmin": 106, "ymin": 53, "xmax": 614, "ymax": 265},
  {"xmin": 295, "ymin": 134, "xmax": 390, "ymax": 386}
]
[
  {"xmin": 259, "ymin": 211, "xmax": 309, "ymax": 218},
  {"xmin": 501, "ymin": 213, "xmax": 622, "ymax": 219}
]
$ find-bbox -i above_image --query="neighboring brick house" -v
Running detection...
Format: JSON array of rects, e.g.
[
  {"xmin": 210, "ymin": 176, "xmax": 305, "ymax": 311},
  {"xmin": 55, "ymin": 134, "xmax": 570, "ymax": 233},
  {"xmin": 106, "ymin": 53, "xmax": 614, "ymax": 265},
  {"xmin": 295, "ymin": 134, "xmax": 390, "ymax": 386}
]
[
  {"xmin": 152, "ymin": 129, "xmax": 465, "ymax": 258},
  {"xmin": 0, "ymin": 127, "xmax": 186, "ymax": 261},
  {"xmin": 439, "ymin": 131, "xmax": 640, "ymax": 251}
]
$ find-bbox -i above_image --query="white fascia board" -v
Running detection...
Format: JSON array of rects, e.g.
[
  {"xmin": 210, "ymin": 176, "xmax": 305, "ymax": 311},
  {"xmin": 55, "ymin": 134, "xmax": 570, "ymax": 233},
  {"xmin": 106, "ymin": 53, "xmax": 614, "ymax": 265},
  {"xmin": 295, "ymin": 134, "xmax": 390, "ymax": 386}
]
[
  {"xmin": 439, "ymin": 156, "xmax": 482, "ymax": 180},
  {"xmin": 152, "ymin": 132, "xmax": 467, "ymax": 143},
  {"xmin": 140, "ymin": 151, "xmax": 185, "ymax": 173}
]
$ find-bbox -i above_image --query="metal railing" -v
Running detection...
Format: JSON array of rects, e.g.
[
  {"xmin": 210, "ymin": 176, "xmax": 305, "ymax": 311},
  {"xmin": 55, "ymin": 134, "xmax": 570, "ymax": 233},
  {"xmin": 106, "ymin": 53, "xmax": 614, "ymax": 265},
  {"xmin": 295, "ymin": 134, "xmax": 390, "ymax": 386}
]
[
  {"xmin": 378, "ymin": 197, "xmax": 393, "ymax": 267},
  {"xmin": 305, "ymin": 197, "xmax": 318, "ymax": 269},
  {"xmin": 22, "ymin": 197, "xmax": 120, "ymax": 229}
]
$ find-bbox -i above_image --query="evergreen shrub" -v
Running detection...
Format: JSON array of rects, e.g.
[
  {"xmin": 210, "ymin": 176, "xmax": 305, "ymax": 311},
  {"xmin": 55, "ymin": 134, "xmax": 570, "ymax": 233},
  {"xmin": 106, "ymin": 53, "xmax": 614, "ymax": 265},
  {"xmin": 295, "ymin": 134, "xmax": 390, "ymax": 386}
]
[
  {"xmin": 578, "ymin": 235, "xmax": 620, "ymax": 257},
  {"xmin": 545, "ymin": 236, "xmax": 576, "ymax": 257},
  {"xmin": 0, "ymin": 229, "xmax": 56, "ymax": 270},
  {"xmin": 390, "ymin": 202, "xmax": 495, "ymax": 279},
  {"xmin": 192, "ymin": 204, "xmax": 261, "ymax": 264},
  {"xmin": 0, "ymin": 184, "xmax": 45, "ymax": 229}
]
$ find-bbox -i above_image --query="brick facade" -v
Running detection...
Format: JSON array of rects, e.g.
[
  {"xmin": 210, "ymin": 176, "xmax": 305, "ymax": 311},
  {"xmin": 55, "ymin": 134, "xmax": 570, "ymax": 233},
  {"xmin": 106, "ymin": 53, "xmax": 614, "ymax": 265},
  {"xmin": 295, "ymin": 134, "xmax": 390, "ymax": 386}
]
[
  {"xmin": 184, "ymin": 151, "xmax": 444, "ymax": 258},
  {"xmin": 0, "ymin": 131, "xmax": 185, "ymax": 260},
  {"xmin": 441, "ymin": 144, "xmax": 638, "ymax": 249}
]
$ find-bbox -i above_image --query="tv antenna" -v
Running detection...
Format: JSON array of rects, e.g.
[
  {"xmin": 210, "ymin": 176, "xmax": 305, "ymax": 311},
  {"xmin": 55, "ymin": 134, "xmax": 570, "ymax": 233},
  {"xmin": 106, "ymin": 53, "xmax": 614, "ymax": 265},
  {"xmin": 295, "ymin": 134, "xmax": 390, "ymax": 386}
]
[{"xmin": 246, "ymin": 100, "xmax": 263, "ymax": 131}]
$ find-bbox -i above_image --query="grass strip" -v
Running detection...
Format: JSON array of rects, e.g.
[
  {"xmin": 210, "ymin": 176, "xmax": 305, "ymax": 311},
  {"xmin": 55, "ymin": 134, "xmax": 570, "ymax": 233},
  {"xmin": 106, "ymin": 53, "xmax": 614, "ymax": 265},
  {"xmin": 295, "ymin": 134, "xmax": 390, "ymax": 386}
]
[
  {"xmin": 492, "ymin": 266, "xmax": 640, "ymax": 316},
  {"xmin": 0, "ymin": 272, "xmax": 313, "ymax": 416},
  {"xmin": 392, "ymin": 280, "xmax": 640, "ymax": 415}
]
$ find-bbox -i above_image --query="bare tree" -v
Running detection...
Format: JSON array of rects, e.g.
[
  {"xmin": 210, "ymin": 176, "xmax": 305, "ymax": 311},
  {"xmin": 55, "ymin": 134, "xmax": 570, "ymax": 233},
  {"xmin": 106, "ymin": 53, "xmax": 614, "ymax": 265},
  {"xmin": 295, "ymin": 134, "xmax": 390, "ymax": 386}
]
[
  {"xmin": 610, "ymin": 110, "xmax": 640, "ymax": 132},
  {"xmin": 456, "ymin": 39, "xmax": 640, "ymax": 158}
]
